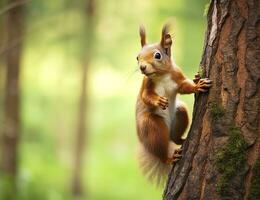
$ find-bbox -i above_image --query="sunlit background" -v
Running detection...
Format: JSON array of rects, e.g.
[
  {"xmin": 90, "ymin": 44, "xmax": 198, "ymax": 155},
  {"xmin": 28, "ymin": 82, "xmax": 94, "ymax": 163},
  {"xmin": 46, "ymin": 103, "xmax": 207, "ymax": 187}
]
[{"xmin": 0, "ymin": 0, "xmax": 208, "ymax": 199}]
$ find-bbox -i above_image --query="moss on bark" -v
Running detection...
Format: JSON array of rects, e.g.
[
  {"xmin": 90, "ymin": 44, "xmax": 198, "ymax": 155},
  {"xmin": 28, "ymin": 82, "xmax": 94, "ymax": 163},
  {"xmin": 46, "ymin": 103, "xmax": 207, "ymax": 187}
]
[
  {"xmin": 215, "ymin": 126, "xmax": 247, "ymax": 196},
  {"xmin": 249, "ymin": 159, "xmax": 260, "ymax": 200},
  {"xmin": 210, "ymin": 102, "xmax": 225, "ymax": 121}
]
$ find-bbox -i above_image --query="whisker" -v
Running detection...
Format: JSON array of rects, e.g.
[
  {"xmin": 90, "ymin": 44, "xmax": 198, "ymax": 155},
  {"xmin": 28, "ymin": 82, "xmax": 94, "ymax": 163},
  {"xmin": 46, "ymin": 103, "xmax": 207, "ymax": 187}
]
[{"xmin": 124, "ymin": 67, "xmax": 140, "ymax": 82}]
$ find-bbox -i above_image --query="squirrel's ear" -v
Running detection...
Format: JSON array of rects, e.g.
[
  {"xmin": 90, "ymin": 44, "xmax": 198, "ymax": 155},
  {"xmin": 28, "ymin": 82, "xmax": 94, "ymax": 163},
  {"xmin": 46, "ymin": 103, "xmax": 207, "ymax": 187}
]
[
  {"xmin": 160, "ymin": 24, "xmax": 172, "ymax": 56},
  {"xmin": 139, "ymin": 25, "xmax": 146, "ymax": 47}
]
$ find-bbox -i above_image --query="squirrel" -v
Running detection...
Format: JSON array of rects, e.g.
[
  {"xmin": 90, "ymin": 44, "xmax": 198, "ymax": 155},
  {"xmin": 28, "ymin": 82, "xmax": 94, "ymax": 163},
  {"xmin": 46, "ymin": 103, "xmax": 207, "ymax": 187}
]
[{"xmin": 135, "ymin": 24, "xmax": 212, "ymax": 184}]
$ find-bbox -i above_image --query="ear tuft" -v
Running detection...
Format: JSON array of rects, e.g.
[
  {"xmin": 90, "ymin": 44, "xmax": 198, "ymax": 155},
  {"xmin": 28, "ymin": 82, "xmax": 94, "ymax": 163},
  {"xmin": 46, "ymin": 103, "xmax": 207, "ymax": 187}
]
[
  {"xmin": 164, "ymin": 33, "xmax": 172, "ymax": 48},
  {"xmin": 161, "ymin": 24, "xmax": 170, "ymax": 39},
  {"xmin": 139, "ymin": 24, "xmax": 146, "ymax": 47},
  {"xmin": 160, "ymin": 23, "xmax": 172, "ymax": 56},
  {"xmin": 161, "ymin": 24, "xmax": 172, "ymax": 48}
]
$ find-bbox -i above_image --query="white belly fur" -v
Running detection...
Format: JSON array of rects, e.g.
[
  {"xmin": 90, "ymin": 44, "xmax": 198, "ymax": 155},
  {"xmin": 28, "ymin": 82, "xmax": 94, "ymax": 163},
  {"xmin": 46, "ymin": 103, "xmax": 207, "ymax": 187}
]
[{"xmin": 154, "ymin": 75, "xmax": 178, "ymax": 129}]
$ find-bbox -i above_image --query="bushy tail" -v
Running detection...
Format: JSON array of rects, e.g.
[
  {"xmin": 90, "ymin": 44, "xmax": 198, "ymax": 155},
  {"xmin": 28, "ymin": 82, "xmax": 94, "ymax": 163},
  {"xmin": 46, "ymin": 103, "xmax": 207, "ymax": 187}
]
[{"xmin": 138, "ymin": 145, "xmax": 171, "ymax": 186}]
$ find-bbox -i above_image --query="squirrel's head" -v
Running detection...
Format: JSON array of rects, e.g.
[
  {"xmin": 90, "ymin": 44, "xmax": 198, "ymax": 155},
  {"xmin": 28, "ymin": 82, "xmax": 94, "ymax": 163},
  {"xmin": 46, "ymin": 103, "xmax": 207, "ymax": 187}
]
[{"xmin": 137, "ymin": 24, "xmax": 173, "ymax": 78}]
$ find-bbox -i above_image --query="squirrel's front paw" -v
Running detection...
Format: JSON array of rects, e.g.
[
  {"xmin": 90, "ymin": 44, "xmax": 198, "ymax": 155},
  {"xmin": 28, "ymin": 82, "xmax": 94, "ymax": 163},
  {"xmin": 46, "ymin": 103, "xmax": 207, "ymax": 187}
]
[
  {"xmin": 196, "ymin": 78, "xmax": 212, "ymax": 92},
  {"xmin": 155, "ymin": 96, "xmax": 168, "ymax": 110}
]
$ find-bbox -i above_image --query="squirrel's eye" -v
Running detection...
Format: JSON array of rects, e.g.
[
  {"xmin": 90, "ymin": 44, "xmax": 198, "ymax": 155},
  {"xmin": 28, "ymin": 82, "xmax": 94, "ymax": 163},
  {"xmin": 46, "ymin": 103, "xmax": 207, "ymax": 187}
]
[
  {"xmin": 136, "ymin": 56, "xmax": 139, "ymax": 61},
  {"xmin": 154, "ymin": 52, "xmax": 161, "ymax": 60}
]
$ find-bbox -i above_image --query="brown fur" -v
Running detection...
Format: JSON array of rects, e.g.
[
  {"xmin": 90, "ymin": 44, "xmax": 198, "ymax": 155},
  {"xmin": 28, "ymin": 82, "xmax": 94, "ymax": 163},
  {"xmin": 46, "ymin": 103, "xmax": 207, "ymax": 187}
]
[
  {"xmin": 135, "ymin": 23, "xmax": 212, "ymax": 183},
  {"xmin": 136, "ymin": 111, "xmax": 169, "ymax": 163}
]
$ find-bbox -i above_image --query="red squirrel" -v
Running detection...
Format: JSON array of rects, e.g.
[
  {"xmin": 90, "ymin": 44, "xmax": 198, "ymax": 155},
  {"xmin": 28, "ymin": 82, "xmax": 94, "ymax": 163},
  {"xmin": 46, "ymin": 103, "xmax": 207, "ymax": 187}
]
[{"xmin": 136, "ymin": 24, "xmax": 212, "ymax": 184}]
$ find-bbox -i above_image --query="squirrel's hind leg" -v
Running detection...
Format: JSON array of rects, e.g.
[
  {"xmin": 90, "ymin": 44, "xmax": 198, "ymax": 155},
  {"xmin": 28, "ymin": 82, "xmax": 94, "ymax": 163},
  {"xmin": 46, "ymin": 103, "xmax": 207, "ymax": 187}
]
[
  {"xmin": 137, "ymin": 113, "xmax": 170, "ymax": 163},
  {"xmin": 170, "ymin": 101, "xmax": 189, "ymax": 145},
  {"xmin": 166, "ymin": 141, "xmax": 182, "ymax": 164}
]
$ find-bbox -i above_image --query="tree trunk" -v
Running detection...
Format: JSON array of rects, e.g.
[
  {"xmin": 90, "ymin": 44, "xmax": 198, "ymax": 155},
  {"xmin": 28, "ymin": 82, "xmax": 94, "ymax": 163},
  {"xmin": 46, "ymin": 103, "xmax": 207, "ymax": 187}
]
[
  {"xmin": 164, "ymin": 0, "xmax": 260, "ymax": 199},
  {"xmin": 71, "ymin": 0, "xmax": 95, "ymax": 197},
  {"xmin": 72, "ymin": 60, "xmax": 88, "ymax": 196},
  {"xmin": 1, "ymin": 0, "xmax": 25, "ymax": 199}
]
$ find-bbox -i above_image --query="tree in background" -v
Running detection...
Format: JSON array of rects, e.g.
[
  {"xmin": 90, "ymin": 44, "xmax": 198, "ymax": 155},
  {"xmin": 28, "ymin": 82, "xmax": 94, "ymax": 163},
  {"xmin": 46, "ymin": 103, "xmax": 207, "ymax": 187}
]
[
  {"xmin": 1, "ymin": 0, "xmax": 25, "ymax": 199},
  {"xmin": 164, "ymin": 0, "xmax": 259, "ymax": 199},
  {"xmin": 72, "ymin": 0, "xmax": 96, "ymax": 197},
  {"xmin": 0, "ymin": 1, "xmax": 6, "ymax": 119}
]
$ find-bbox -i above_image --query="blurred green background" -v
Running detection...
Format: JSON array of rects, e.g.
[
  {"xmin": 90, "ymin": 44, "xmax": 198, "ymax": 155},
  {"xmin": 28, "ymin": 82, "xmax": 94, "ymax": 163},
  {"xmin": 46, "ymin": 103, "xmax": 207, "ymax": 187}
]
[{"xmin": 0, "ymin": 0, "xmax": 208, "ymax": 199}]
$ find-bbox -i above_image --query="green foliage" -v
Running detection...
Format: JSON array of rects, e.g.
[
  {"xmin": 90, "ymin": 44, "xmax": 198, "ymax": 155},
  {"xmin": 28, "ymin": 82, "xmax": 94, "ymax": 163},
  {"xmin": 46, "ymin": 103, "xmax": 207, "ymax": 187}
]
[
  {"xmin": 0, "ymin": 173, "xmax": 16, "ymax": 200},
  {"xmin": 249, "ymin": 158, "xmax": 260, "ymax": 200},
  {"xmin": 210, "ymin": 102, "xmax": 225, "ymax": 120},
  {"xmin": 215, "ymin": 127, "xmax": 247, "ymax": 196},
  {"xmin": 0, "ymin": 0, "xmax": 208, "ymax": 199}
]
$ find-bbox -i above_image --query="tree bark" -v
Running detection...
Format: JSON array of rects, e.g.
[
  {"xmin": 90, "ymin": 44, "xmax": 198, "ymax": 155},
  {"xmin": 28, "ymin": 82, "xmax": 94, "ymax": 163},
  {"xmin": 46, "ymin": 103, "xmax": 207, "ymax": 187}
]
[
  {"xmin": 1, "ymin": 0, "xmax": 25, "ymax": 199},
  {"xmin": 164, "ymin": 0, "xmax": 260, "ymax": 199},
  {"xmin": 71, "ymin": 0, "xmax": 95, "ymax": 197}
]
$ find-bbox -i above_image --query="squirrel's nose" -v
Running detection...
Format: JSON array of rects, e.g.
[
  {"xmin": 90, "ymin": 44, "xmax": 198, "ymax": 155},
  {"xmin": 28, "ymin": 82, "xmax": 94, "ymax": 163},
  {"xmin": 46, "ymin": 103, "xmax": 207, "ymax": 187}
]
[{"xmin": 140, "ymin": 65, "xmax": 146, "ymax": 72}]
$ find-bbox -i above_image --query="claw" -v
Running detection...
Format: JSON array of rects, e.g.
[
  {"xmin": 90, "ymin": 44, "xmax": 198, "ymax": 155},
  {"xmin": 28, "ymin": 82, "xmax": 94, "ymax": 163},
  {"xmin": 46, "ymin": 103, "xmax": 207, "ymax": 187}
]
[
  {"xmin": 173, "ymin": 153, "xmax": 182, "ymax": 158},
  {"xmin": 204, "ymin": 80, "xmax": 212, "ymax": 84},
  {"xmin": 157, "ymin": 96, "xmax": 169, "ymax": 110},
  {"xmin": 173, "ymin": 148, "xmax": 182, "ymax": 160},
  {"xmin": 196, "ymin": 78, "xmax": 212, "ymax": 93},
  {"xmin": 159, "ymin": 97, "xmax": 168, "ymax": 104},
  {"xmin": 175, "ymin": 148, "xmax": 182, "ymax": 153},
  {"xmin": 173, "ymin": 158, "xmax": 180, "ymax": 163},
  {"xmin": 166, "ymin": 157, "xmax": 180, "ymax": 165},
  {"xmin": 204, "ymin": 84, "xmax": 212, "ymax": 88},
  {"xmin": 198, "ymin": 88, "xmax": 207, "ymax": 92}
]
